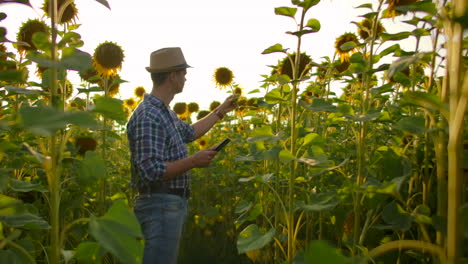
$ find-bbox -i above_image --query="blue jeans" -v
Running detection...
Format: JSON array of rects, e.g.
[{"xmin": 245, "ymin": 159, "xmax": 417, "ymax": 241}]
[{"xmin": 134, "ymin": 193, "xmax": 188, "ymax": 264}]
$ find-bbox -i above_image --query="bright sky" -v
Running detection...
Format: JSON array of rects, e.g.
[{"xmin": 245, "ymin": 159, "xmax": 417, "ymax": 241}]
[{"xmin": 2, "ymin": 0, "xmax": 430, "ymax": 110}]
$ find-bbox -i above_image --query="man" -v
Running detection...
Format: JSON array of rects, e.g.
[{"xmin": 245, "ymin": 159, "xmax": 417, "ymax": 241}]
[{"xmin": 126, "ymin": 47, "xmax": 236, "ymax": 264}]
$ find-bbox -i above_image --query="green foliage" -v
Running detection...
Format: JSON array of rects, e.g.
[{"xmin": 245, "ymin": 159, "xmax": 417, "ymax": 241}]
[
  {"xmin": 237, "ymin": 224, "xmax": 275, "ymax": 254},
  {"xmin": 89, "ymin": 200, "xmax": 143, "ymax": 264}
]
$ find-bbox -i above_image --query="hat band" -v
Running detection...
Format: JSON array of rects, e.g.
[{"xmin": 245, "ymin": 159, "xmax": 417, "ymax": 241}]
[{"xmin": 146, "ymin": 63, "xmax": 192, "ymax": 73}]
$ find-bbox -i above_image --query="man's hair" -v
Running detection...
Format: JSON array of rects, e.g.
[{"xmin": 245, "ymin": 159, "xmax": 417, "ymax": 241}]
[{"xmin": 151, "ymin": 72, "xmax": 172, "ymax": 85}]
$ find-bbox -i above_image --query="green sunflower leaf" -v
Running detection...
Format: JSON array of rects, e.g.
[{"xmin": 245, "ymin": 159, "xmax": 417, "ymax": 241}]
[
  {"xmin": 401, "ymin": 91, "xmax": 449, "ymax": 119},
  {"xmin": 279, "ymin": 149, "xmax": 295, "ymax": 162},
  {"xmin": 74, "ymin": 242, "xmax": 105, "ymax": 264},
  {"xmin": 9, "ymin": 179, "xmax": 47, "ymax": 193},
  {"xmin": 261, "ymin": 43, "xmax": 286, "ymax": 54},
  {"xmin": 291, "ymin": 0, "xmax": 320, "ymax": 10},
  {"xmin": 78, "ymin": 151, "xmax": 107, "ymax": 184},
  {"xmin": 94, "ymin": 0, "xmax": 110, "ymax": 10},
  {"xmin": 0, "ymin": 69, "xmax": 27, "ymax": 83},
  {"xmin": 237, "ymin": 224, "xmax": 275, "ymax": 254},
  {"xmin": 381, "ymin": 32, "xmax": 412, "ymax": 42},
  {"xmin": 381, "ymin": 201, "xmax": 413, "ymax": 231},
  {"xmin": 300, "ymin": 193, "xmax": 340, "ymax": 212},
  {"xmin": 265, "ymin": 88, "xmax": 287, "ymax": 103},
  {"xmin": 396, "ymin": 116, "xmax": 429, "ymax": 135},
  {"xmin": 0, "ymin": 194, "xmax": 49, "ymax": 229},
  {"xmin": 19, "ymin": 105, "xmax": 99, "ymax": 136},
  {"xmin": 387, "ymin": 52, "xmax": 426, "ymax": 78},
  {"xmin": 0, "ymin": 0, "xmax": 31, "ymax": 6},
  {"xmin": 299, "ymin": 241, "xmax": 348, "ymax": 264},
  {"xmin": 274, "ymin": 7, "xmax": 297, "ymax": 19},
  {"xmin": 394, "ymin": 1, "xmax": 436, "ymax": 15},
  {"xmin": 92, "ymin": 97, "xmax": 126, "ymax": 123},
  {"xmin": 60, "ymin": 47, "xmax": 92, "ymax": 72},
  {"xmin": 356, "ymin": 3, "xmax": 372, "ymax": 9},
  {"xmin": 339, "ymin": 41, "xmax": 357, "ymax": 51},
  {"xmin": 89, "ymin": 200, "xmax": 143, "ymax": 264},
  {"xmin": 305, "ymin": 18, "xmax": 321, "ymax": 32}
]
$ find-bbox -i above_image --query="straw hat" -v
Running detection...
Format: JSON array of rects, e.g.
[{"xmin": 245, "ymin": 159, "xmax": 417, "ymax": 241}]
[{"xmin": 145, "ymin": 47, "xmax": 192, "ymax": 73}]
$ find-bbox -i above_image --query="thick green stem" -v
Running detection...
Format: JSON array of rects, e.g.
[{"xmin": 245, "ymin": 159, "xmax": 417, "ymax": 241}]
[{"xmin": 445, "ymin": 0, "xmax": 465, "ymax": 261}]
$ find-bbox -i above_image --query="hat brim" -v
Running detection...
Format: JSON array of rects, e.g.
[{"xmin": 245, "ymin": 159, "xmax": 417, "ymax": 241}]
[{"xmin": 146, "ymin": 63, "xmax": 192, "ymax": 73}]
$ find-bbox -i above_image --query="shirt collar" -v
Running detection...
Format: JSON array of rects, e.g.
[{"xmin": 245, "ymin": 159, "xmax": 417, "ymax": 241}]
[{"xmin": 144, "ymin": 93, "xmax": 166, "ymax": 109}]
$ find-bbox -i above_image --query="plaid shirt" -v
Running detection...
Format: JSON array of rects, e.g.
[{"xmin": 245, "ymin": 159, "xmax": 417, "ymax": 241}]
[{"xmin": 126, "ymin": 94, "xmax": 195, "ymax": 190}]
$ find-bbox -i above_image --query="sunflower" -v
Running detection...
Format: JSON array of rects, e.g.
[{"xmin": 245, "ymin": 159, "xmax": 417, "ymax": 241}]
[
  {"xmin": 69, "ymin": 97, "xmax": 85, "ymax": 110},
  {"xmin": 173, "ymin": 102, "xmax": 187, "ymax": 116},
  {"xmin": 335, "ymin": 59, "xmax": 350, "ymax": 73},
  {"xmin": 213, "ymin": 67, "xmax": 234, "ymax": 89},
  {"xmin": 79, "ymin": 67, "xmax": 101, "ymax": 84},
  {"xmin": 42, "ymin": 79, "xmax": 73, "ymax": 99},
  {"xmin": 209, "ymin": 101, "xmax": 221, "ymax": 111},
  {"xmin": 384, "ymin": 0, "xmax": 419, "ymax": 17},
  {"xmin": 75, "ymin": 136, "xmax": 97, "ymax": 156},
  {"xmin": 16, "ymin": 19, "xmax": 49, "ymax": 54},
  {"xmin": 277, "ymin": 52, "xmax": 312, "ymax": 79},
  {"xmin": 196, "ymin": 137, "xmax": 209, "ymax": 149},
  {"xmin": 134, "ymin": 86, "xmax": 146, "ymax": 98},
  {"xmin": 247, "ymin": 98, "xmax": 258, "ymax": 108},
  {"xmin": 124, "ymin": 97, "xmax": 137, "ymax": 109},
  {"xmin": 93, "ymin": 41, "xmax": 125, "ymax": 78},
  {"xmin": 197, "ymin": 110, "xmax": 210, "ymax": 120},
  {"xmin": 356, "ymin": 18, "xmax": 386, "ymax": 40},
  {"xmin": 233, "ymin": 85, "xmax": 243, "ymax": 97},
  {"xmin": 99, "ymin": 74, "xmax": 121, "ymax": 97},
  {"xmin": 42, "ymin": 0, "xmax": 79, "ymax": 24},
  {"xmin": 234, "ymin": 96, "xmax": 248, "ymax": 117},
  {"xmin": 188, "ymin": 102, "xmax": 199, "ymax": 113},
  {"xmin": 0, "ymin": 43, "xmax": 7, "ymax": 61},
  {"xmin": 334, "ymin": 32, "xmax": 360, "ymax": 62}
]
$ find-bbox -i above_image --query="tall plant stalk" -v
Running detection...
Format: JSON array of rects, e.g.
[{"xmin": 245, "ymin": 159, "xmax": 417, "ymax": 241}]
[
  {"xmin": 47, "ymin": 0, "xmax": 62, "ymax": 263},
  {"xmin": 444, "ymin": 0, "xmax": 466, "ymax": 262}
]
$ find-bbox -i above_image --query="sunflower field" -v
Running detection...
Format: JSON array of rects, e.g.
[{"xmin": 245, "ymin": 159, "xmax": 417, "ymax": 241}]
[{"xmin": 0, "ymin": 0, "xmax": 467, "ymax": 263}]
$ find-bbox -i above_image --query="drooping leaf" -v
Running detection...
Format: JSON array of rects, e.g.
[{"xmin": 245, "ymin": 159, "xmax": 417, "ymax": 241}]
[
  {"xmin": 5, "ymin": 86, "xmax": 42, "ymax": 95},
  {"xmin": 279, "ymin": 149, "xmax": 295, "ymax": 162},
  {"xmin": 388, "ymin": 52, "xmax": 427, "ymax": 78},
  {"xmin": 305, "ymin": 18, "xmax": 321, "ymax": 32},
  {"xmin": 381, "ymin": 32, "xmax": 412, "ymax": 42},
  {"xmin": 340, "ymin": 41, "xmax": 357, "ymax": 52},
  {"xmin": 299, "ymin": 98, "xmax": 337, "ymax": 112},
  {"xmin": 396, "ymin": 116, "xmax": 429, "ymax": 134},
  {"xmin": 9, "ymin": 179, "xmax": 47, "ymax": 193},
  {"xmin": 265, "ymin": 88, "xmax": 287, "ymax": 103},
  {"xmin": 402, "ymin": 91, "xmax": 449, "ymax": 120},
  {"xmin": 94, "ymin": 0, "xmax": 110, "ymax": 9},
  {"xmin": 274, "ymin": 7, "xmax": 297, "ymax": 19},
  {"xmin": 92, "ymin": 97, "xmax": 126, "ymax": 122},
  {"xmin": 237, "ymin": 224, "xmax": 275, "ymax": 254},
  {"xmin": 0, "ymin": 249, "xmax": 23, "ymax": 264},
  {"xmin": 394, "ymin": 1, "xmax": 436, "ymax": 15},
  {"xmin": 299, "ymin": 240, "xmax": 348, "ymax": 264},
  {"xmin": 381, "ymin": 201, "xmax": 412, "ymax": 231},
  {"xmin": 0, "ymin": 194, "xmax": 49, "ymax": 229},
  {"xmin": 291, "ymin": 0, "xmax": 320, "ymax": 11},
  {"xmin": 379, "ymin": 44, "xmax": 401, "ymax": 57},
  {"xmin": 301, "ymin": 192, "xmax": 340, "ymax": 212},
  {"xmin": 78, "ymin": 151, "xmax": 107, "ymax": 184},
  {"xmin": 74, "ymin": 242, "xmax": 106, "ymax": 264},
  {"xmin": 60, "ymin": 47, "xmax": 92, "ymax": 72},
  {"xmin": 0, "ymin": 70, "xmax": 26, "ymax": 83},
  {"xmin": 31, "ymin": 32, "xmax": 50, "ymax": 51},
  {"xmin": 89, "ymin": 200, "xmax": 143, "ymax": 264}
]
